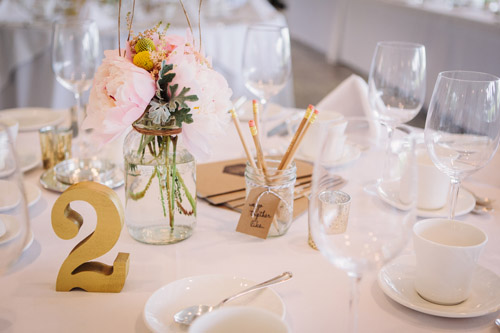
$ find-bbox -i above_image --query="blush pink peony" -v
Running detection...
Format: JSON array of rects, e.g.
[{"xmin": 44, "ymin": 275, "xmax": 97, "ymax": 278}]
[
  {"xmin": 166, "ymin": 43, "xmax": 233, "ymax": 160},
  {"xmin": 83, "ymin": 49, "xmax": 156, "ymax": 145}
]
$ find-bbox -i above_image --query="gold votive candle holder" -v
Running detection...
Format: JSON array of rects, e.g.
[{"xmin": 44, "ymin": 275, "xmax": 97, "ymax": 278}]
[{"xmin": 39, "ymin": 126, "xmax": 72, "ymax": 169}]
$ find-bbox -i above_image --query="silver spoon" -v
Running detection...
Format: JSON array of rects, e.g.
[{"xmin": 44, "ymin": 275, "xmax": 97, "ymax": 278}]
[
  {"xmin": 173, "ymin": 271, "xmax": 293, "ymax": 325},
  {"xmin": 463, "ymin": 186, "xmax": 495, "ymax": 207},
  {"xmin": 495, "ymin": 317, "xmax": 500, "ymax": 330}
]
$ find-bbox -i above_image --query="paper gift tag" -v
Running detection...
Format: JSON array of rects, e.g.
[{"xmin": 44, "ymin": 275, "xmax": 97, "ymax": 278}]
[{"xmin": 236, "ymin": 187, "xmax": 281, "ymax": 239}]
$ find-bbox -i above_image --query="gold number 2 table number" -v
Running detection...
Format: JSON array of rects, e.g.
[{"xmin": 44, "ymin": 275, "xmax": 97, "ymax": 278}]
[{"xmin": 51, "ymin": 181, "xmax": 130, "ymax": 292}]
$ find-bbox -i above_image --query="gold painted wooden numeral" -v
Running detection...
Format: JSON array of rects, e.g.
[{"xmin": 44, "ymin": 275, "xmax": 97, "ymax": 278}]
[{"xmin": 51, "ymin": 181, "xmax": 129, "ymax": 292}]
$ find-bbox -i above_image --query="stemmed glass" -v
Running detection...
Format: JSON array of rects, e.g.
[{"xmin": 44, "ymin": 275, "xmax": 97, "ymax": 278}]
[
  {"xmin": 424, "ymin": 71, "xmax": 500, "ymax": 219},
  {"xmin": 309, "ymin": 118, "xmax": 417, "ymax": 332},
  {"xmin": 51, "ymin": 18, "xmax": 100, "ymax": 157},
  {"xmin": 368, "ymin": 42, "xmax": 426, "ymax": 128},
  {"xmin": 0, "ymin": 124, "xmax": 30, "ymax": 275},
  {"xmin": 242, "ymin": 24, "xmax": 291, "ymax": 146}
]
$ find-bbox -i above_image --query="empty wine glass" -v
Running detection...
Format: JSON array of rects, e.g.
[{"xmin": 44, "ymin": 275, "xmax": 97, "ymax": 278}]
[
  {"xmin": 242, "ymin": 24, "xmax": 291, "ymax": 146},
  {"xmin": 424, "ymin": 71, "xmax": 500, "ymax": 219},
  {"xmin": 368, "ymin": 42, "xmax": 426, "ymax": 128},
  {"xmin": 309, "ymin": 118, "xmax": 417, "ymax": 332},
  {"xmin": 51, "ymin": 18, "xmax": 100, "ymax": 157},
  {"xmin": 0, "ymin": 123, "xmax": 30, "ymax": 275}
]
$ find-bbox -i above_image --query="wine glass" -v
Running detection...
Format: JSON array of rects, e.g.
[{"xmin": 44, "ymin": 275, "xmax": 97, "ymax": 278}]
[
  {"xmin": 51, "ymin": 18, "xmax": 100, "ymax": 157},
  {"xmin": 309, "ymin": 118, "xmax": 417, "ymax": 332},
  {"xmin": 368, "ymin": 42, "xmax": 426, "ymax": 128},
  {"xmin": 0, "ymin": 123, "xmax": 30, "ymax": 275},
  {"xmin": 424, "ymin": 71, "xmax": 500, "ymax": 219},
  {"xmin": 242, "ymin": 24, "xmax": 291, "ymax": 146}
]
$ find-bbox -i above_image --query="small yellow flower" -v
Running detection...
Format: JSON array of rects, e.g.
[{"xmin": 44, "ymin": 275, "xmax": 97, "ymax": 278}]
[
  {"xmin": 135, "ymin": 38, "xmax": 156, "ymax": 53},
  {"xmin": 133, "ymin": 51, "xmax": 154, "ymax": 71}
]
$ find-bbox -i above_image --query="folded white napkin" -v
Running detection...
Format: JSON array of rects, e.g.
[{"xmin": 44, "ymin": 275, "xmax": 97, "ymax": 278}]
[{"xmin": 316, "ymin": 74, "xmax": 372, "ymax": 118}]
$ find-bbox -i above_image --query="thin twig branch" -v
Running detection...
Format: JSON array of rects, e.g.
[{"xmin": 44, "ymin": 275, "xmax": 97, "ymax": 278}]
[
  {"xmin": 179, "ymin": 0, "xmax": 195, "ymax": 47},
  {"xmin": 118, "ymin": 0, "xmax": 122, "ymax": 56},
  {"xmin": 198, "ymin": 0, "xmax": 203, "ymax": 52}
]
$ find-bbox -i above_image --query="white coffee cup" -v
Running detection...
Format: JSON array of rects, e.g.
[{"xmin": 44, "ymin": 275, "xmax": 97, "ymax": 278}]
[
  {"xmin": 416, "ymin": 149, "xmax": 450, "ymax": 210},
  {"xmin": 413, "ymin": 218, "xmax": 487, "ymax": 305},
  {"xmin": 299, "ymin": 111, "xmax": 345, "ymax": 161},
  {"xmin": 189, "ymin": 307, "xmax": 289, "ymax": 333}
]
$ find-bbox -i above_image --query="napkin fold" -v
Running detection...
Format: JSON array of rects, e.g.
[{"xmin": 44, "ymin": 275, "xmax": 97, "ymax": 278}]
[{"xmin": 316, "ymin": 74, "xmax": 372, "ymax": 118}]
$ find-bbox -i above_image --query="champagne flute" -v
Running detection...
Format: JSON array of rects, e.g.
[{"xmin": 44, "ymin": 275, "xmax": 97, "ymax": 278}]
[
  {"xmin": 309, "ymin": 118, "xmax": 417, "ymax": 332},
  {"xmin": 242, "ymin": 24, "xmax": 291, "ymax": 147},
  {"xmin": 51, "ymin": 18, "xmax": 100, "ymax": 157},
  {"xmin": 0, "ymin": 123, "xmax": 30, "ymax": 275},
  {"xmin": 424, "ymin": 71, "xmax": 500, "ymax": 219}
]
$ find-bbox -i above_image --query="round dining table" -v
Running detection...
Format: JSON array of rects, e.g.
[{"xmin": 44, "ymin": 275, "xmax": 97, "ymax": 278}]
[{"xmin": 1, "ymin": 114, "xmax": 499, "ymax": 333}]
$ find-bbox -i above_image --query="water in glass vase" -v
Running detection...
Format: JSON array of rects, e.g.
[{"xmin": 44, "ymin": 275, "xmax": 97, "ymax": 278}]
[{"xmin": 125, "ymin": 147, "xmax": 196, "ymax": 245}]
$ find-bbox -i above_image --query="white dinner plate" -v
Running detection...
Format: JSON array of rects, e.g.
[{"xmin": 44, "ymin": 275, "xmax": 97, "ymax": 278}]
[
  {"xmin": 0, "ymin": 180, "xmax": 21, "ymax": 212},
  {"xmin": 0, "ymin": 108, "xmax": 66, "ymax": 132},
  {"xmin": 417, "ymin": 189, "xmax": 475, "ymax": 218},
  {"xmin": 0, "ymin": 214, "xmax": 22, "ymax": 245},
  {"xmin": 378, "ymin": 255, "xmax": 500, "ymax": 318},
  {"xmin": 24, "ymin": 181, "xmax": 41, "ymax": 208},
  {"xmin": 143, "ymin": 274, "xmax": 286, "ymax": 333}
]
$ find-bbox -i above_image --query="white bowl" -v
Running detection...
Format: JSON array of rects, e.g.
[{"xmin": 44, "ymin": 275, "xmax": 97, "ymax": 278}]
[{"xmin": 189, "ymin": 306, "xmax": 290, "ymax": 333}]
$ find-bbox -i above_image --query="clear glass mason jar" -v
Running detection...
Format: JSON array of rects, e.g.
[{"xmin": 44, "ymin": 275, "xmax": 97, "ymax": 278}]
[
  {"xmin": 245, "ymin": 159, "xmax": 296, "ymax": 237},
  {"xmin": 123, "ymin": 125, "xmax": 196, "ymax": 245}
]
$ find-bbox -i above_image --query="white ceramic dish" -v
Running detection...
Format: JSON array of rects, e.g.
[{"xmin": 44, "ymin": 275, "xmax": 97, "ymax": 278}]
[
  {"xmin": 298, "ymin": 142, "xmax": 361, "ymax": 168},
  {"xmin": 189, "ymin": 306, "xmax": 289, "ymax": 333},
  {"xmin": 143, "ymin": 274, "xmax": 285, "ymax": 333},
  {"xmin": 237, "ymin": 101, "xmax": 284, "ymax": 122},
  {"xmin": 24, "ymin": 181, "xmax": 41, "ymax": 208},
  {"xmin": 0, "ymin": 214, "xmax": 22, "ymax": 245},
  {"xmin": 378, "ymin": 255, "xmax": 500, "ymax": 318},
  {"xmin": 416, "ymin": 189, "xmax": 475, "ymax": 218},
  {"xmin": 0, "ymin": 180, "xmax": 21, "ymax": 212},
  {"xmin": 0, "ymin": 108, "xmax": 66, "ymax": 132}
]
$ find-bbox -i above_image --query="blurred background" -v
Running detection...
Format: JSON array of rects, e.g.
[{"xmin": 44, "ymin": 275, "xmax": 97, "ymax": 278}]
[{"xmin": 1, "ymin": 0, "xmax": 500, "ymax": 127}]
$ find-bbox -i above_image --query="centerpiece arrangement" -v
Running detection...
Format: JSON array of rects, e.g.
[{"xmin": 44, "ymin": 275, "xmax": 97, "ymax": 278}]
[{"xmin": 83, "ymin": 8, "xmax": 233, "ymax": 244}]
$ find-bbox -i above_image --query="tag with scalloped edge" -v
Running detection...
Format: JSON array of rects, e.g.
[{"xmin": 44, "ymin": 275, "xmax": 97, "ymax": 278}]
[{"xmin": 236, "ymin": 187, "xmax": 280, "ymax": 239}]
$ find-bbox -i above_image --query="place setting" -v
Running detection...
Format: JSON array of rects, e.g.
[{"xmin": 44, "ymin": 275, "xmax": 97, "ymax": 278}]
[
  {"xmin": 2, "ymin": 0, "xmax": 500, "ymax": 331},
  {"xmin": 144, "ymin": 272, "xmax": 291, "ymax": 332}
]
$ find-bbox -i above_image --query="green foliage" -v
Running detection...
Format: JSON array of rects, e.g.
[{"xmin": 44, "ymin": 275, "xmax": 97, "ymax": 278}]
[{"xmin": 153, "ymin": 61, "xmax": 199, "ymax": 128}]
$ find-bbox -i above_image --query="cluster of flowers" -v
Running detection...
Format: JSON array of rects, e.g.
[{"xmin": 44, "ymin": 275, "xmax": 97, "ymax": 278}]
[{"xmin": 83, "ymin": 23, "xmax": 233, "ymax": 160}]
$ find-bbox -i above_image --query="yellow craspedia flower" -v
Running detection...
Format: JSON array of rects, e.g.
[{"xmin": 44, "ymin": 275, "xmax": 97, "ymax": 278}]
[
  {"xmin": 133, "ymin": 51, "xmax": 154, "ymax": 71},
  {"xmin": 135, "ymin": 38, "xmax": 156, "ymax": 53}
]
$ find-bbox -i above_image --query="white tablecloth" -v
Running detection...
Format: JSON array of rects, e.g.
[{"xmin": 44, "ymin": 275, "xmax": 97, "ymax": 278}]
[{"xmin": 1, "ymin": 120, "xmax": 499, "ymax": 333}]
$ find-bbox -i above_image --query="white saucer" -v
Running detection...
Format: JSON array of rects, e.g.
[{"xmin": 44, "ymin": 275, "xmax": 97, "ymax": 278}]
[
  {"xmin": 0, "ymin": 214, "xmax": 22, "ymax": 245},
  {"xmin": 299, "ymin": 142, "xmax": 361, "ymax": 168},
  {"xmin": 0, "ymin": 108, "xmax": 66, "ymax": 132},
  {"xmin": 0, "ymin": 180, "xmax": 21, "ymax": 212},
  {"xmin": 237, "ymin": 101, "xmax": 284, "ymax": 122},
  {"xmin": 417, "ymin": 189, "xmax": 475, "ymax": 218},
  {"xmin": 24, "ymin": 181, "xmax": 41, "ymax": 208},
  {"xmin": 378, "ymin": 255, "xmax": 500, "ymax": 318},
  {"xmin": 143, "ymin": 274, "xmax": 286, "ymax": 333}
]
